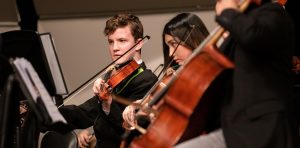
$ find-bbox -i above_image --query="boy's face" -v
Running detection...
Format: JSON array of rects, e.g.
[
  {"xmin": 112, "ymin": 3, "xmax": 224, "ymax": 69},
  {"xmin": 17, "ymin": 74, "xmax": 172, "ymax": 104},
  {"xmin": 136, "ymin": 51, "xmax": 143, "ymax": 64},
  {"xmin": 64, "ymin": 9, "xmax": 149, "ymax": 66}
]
[{"xmin": 107, "ymin": 25, "xmax": 137, "ymax": 65}]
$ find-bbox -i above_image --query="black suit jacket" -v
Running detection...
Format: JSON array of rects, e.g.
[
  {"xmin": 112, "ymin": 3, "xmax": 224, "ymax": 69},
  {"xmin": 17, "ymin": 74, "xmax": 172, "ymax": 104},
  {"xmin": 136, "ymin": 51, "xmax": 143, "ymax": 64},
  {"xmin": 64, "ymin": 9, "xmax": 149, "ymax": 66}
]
[
  {"xmin": 216, "ymin": 2, "xmax": 299, "ymax": 148},
  {"xmin": 57, "ymin": 62, "xmax": 157, "ymax": 148}
]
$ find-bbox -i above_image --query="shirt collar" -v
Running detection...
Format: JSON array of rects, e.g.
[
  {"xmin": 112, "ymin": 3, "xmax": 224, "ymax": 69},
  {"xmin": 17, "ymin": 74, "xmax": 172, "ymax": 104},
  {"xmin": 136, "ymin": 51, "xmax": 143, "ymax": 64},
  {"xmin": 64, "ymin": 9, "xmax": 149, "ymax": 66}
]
[{"xmin": 136, "ymin": 59, "xmax": 143, "ymax": 65}]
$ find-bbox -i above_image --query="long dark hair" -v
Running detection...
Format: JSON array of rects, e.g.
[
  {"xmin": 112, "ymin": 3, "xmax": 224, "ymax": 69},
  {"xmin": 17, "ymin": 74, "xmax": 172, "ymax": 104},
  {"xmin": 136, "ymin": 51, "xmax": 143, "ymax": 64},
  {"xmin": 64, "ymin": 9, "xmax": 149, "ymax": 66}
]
[{"xmin": 162, "ymin": 13, "xmax": 209, "ymax": 68}]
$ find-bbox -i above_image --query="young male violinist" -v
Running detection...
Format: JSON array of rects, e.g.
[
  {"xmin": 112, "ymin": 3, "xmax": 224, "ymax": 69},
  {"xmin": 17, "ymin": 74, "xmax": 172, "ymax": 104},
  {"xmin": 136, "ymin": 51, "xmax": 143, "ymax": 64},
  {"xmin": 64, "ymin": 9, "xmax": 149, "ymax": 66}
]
[{"xmin": 46, "ymin": 13, "xmax": 157, "ymax": 148}]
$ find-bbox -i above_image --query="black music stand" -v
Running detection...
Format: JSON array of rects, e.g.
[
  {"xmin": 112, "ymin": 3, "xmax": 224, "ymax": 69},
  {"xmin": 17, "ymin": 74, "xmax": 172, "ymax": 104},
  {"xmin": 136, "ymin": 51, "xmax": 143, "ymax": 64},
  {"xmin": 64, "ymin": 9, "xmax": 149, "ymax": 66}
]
[
  {"xmin": 0, "ymin": 74, "xmax": 19, "ymax": 148},
  {"xmin": 0, "ymin": 30, "xmax": 68, "ymax": 148},
  {"xmin": 0, "ymin": 30, "xmax": 68, "ymax": 106},
  {"xmin": 0, "ymin": 57, "xmax": 67, "ymax": 148}
]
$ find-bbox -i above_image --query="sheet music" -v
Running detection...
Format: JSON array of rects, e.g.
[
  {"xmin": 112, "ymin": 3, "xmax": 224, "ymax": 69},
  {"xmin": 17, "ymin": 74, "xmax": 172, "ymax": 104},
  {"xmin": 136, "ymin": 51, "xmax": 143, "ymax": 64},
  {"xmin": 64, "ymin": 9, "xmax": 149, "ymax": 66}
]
[
  {"xmin": 40, "ymin": 33, "xmax": 68, "ymax": 95},
  {"xmin": 13, "ymin": 58, "xmax": 67, "ymax": 124}
]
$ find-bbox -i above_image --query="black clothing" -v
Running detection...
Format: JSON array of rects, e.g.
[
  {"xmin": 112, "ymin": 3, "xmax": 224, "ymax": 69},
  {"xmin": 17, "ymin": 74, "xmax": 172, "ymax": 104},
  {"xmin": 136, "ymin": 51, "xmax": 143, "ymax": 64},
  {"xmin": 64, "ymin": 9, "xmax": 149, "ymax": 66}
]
[
  {"xmin": 286, "ymin": 0, "xmax": 300, "ymax": 125},
  {"xmin": 56, "ymin": 62, "xmax": 157, "ymax": 148},
  {"xmin": 285, "ymin": 0, "xmax": 299, "ymax": 57},
  {"xmin": 216, "ymin": 2, "xmax": 299, "ymax": 148}
]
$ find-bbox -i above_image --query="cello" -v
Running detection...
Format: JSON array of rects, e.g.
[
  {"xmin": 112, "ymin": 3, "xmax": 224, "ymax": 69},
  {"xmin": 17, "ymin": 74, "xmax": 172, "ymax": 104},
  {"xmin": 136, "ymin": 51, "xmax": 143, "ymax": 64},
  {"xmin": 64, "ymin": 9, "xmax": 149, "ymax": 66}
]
[{"xmin": 126, "ymin": 0, "xmax": 251, "ymax": 147}]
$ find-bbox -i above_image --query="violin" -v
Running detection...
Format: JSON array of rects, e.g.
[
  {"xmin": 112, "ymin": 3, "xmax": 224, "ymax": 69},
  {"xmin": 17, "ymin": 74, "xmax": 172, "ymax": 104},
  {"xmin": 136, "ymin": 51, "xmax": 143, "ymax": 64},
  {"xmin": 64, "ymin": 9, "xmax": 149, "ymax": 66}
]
[
  {"xmin": 141, "ymin": 67, "xmax": 176, "ymax": 106},
  {"xmin": 99, "ymin": 60, "xmax": 140, "ymax": 99}
]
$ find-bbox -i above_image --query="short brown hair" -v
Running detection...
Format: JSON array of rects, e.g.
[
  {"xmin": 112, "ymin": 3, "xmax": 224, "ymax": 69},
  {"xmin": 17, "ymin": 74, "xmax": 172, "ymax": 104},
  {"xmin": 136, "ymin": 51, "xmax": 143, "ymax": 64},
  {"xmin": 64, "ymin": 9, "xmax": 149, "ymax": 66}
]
[{"xmin": 104, "ymin": 14, "xmax": 143, "ymax": 41}]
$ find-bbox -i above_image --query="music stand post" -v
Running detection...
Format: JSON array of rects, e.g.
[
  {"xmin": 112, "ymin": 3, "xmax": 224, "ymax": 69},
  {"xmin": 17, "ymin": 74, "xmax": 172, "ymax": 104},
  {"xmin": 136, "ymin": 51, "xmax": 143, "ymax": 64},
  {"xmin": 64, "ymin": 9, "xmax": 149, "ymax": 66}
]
[{"xmin": 0, "ymin": 74, "xmax": 20, "ymax": 148}]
